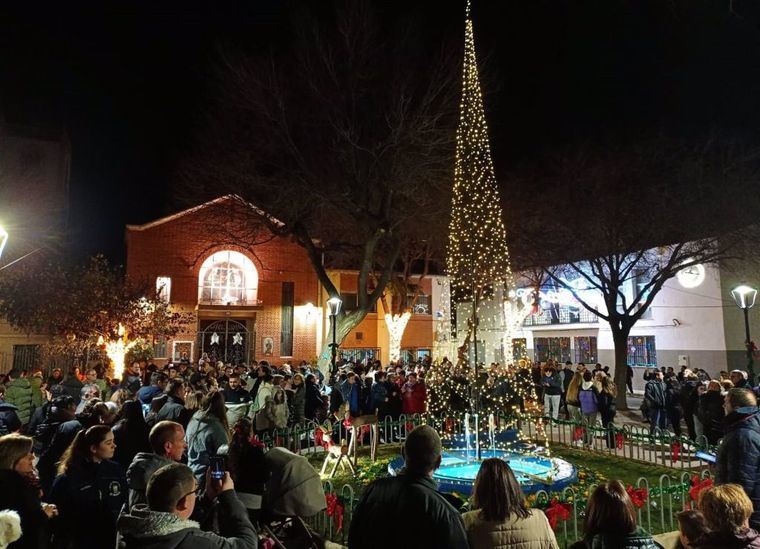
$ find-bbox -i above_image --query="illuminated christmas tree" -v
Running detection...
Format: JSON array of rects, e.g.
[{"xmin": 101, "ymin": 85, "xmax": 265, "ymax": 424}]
[{"xmin": 446, "ymin": 0, "xmax": 516, "ymax": 360}]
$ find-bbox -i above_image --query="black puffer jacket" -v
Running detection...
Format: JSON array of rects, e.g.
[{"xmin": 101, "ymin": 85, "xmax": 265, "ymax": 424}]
[
  {"xmin": 569, "ymin": 527, "xmax": 664, "ymax": 549},
  {"xmin": 698, "ymin": 390, "xmax": 725, "ymax": 445},
  {"xmin": 126, "ymin": 452, "xmax": 173, "ymax": 509},
  {"xmin": 717, "ymin": 407, "xmax": 760, "ymax": 530}
]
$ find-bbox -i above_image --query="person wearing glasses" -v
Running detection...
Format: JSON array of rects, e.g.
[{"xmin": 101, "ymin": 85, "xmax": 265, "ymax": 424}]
[{"xmin": 117, "ymin": 462, "xmax": 257, "ymax": 548}]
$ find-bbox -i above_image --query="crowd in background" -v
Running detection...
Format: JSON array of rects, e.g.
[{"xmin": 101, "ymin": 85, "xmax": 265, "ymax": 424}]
[{"xmin": 0, "ymin": 353, "xmax": 758, "ymax": 548}]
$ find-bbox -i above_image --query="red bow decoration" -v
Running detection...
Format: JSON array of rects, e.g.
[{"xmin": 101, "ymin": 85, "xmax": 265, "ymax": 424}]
[
  {"xmin": 626, "ymin": 485, "xmax": 648, "ymax": 508},
  {"xmin": 671, "ymin": 441, "xmax": 681, "ymax": 462},
  {"xmin": 314, "ymin": 428, "xmax": 329, "ymax": 450},
  {"xmin": 249, "ymin": 435, "xmax": 266, "ymax": 449},
  {"xmin": 325, "ymin": 493, "xmax": 345, "ymax": 532},
  {"xmin": 405, "ymin": 421, "xmax": 415, "ymax": 432},
  {"xmin": 342, "ymin": 417, "xmax": 354, "ymax": 429},
  {"xmin": 615, "ymin": 432, "xmax": 625, "ymax": 449},
  {"xmin": 361, "ymin": 424, "xmax": 371, "ymax": 436},
  {"xmin": 689, "ymin": 476, "xmax": 713, "ymax": 502},
  {"xmin": 572, "ymin": 426, "xmax": 585, "ymax": 442},
  {"xmin": 543, "ymin": 498, "xmax": 571, "ymax": 529}
]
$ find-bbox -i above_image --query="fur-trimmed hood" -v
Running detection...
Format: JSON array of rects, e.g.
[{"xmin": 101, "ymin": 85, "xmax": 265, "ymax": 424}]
[
  {"xmin": 118, "ymin": 505, "xmax": 198, "ymax": 539},
  {"xmin": 0, "ymin": 509, "xmax": 21, "ymax": 549}
]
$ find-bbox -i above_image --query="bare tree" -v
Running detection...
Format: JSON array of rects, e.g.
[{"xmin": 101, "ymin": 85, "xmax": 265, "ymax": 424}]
[
  {"xmin": 518, "ymin": 136, "xmax": 760, "ymax": 409},
  {"xmin": 177, "ymin": 1, "xmax": 457, "ymax": 375}
]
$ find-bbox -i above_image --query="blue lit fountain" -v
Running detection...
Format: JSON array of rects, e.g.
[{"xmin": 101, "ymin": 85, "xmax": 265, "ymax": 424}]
[{"xmin": 388, "ymin": 413, "xmax": 577, "ymax": 496}]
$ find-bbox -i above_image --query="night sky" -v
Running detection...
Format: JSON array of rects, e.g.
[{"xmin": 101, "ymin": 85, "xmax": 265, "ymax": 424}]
[{"xmin": 3, "ymin": 0, "xmax": 760, "ymax": 261}]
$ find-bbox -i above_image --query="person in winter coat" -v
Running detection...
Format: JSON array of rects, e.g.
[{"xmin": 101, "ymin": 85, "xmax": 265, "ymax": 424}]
[
  {"xmin": 386, "ymin": 373, "xmax": 403, "ymax": 419},
  {"xmin": 542, "ymin": 367, "xmax": 563, "ymax": 420},
  {"xmin": 694, "ymin": 484, "xmax": 760, "ymax": 549},
  {"xmin": 4, "ymin": 369, "xmax": 33, "ymax": 427},
  {"xmin": 681, "ymin": 373, "xmax": 701, "ymax": 441},
  {"xmin": 289, "ymin": 373, "xmax": 306, "ymax": 425},
  {"xmin": 341, "ymin": 373, "xmax": 362, "ymax": 417},
  {"xmin": 29, "ymin": 371, "xmax": 44, "ymax": 411},
  {"xmin": 645, "ymin": 371, "xmax": 668, "ymax": 434},
  {"xmin": 716, "ymin": 388, "xmax": 760, "ymax": 530},
  {"xmin": 116, "ymin": 462, "xmax": 257, "ymax": 549},
  {"xmin": 597, "ymin": 377, "xmax": 617, "ymax": 449},
  {"xmin": 304, "ymin": 374, "xmax": 323, "ymax": 421},
  {"xmin": 349, "ymin": 425, "xmax": 469, "ymax": 549},
  {"xmin": 463, "ymin": 458, "xmax": 559, "ymax": 549},
  {"xmin": 185, "ymin": 391, "xmax": 229, "ymax": 484},
  {"xmin": 249, "ymin": 374, "xmax": 273, "ymax": 417},
  {"xmin": 255, "ymin": 387, "xmax": 288, "ymax": 433},
  {"xmin": 47, "ymin": 368, "xmax": 63, "ymax": 388},
  {"xmin": 371, "ymin": 372, "xmax": 389, "ymax": 418},
  {"xmin": 697, "ymin": 381, "xmax": 725, "ymax": 445},
  {"xmin": 565, "ymin": 371, "xmax": 583, "ymax": 422},
  {"xmin": 127, "ymin": 420, "xmax": 187, "ymax": 509},
  {"xmin": 578, "ymin": 372, "xmax": 599, "ymax": 446},
  {"xmin": 665, "ymin": 377, "xmax": 683, "ymax": 437},
  {"xmin": 111, "ymin": 400, "xmax": 150, "ymax": 470},
  {"xmin": 59, "ymin": 369, "xmax": 84, "ymax": 405},
  {"xmin": 402, "ymin": 373, "xmax": 427, "ymax": 416},
  {"xmin": 0, "ymin": 392, "xmax": 21, "ymax": 435},
  {"xmin": 569, "ymin": 480, "xmax": 663, "ymax": 549},
  {"xmin": 50, "ymin": 425, "xmax": 127, "ymax": 549},
  {"xmin": 156, "ymin": 380, "xmax": 191, "ymax": 427},
  {"xmin": 225, "ymin": 417, "xmax": 266, "ymax": 516},
  {"xmin": 0, "ymin": 434, "xmax": 57, "ymax": 549}
]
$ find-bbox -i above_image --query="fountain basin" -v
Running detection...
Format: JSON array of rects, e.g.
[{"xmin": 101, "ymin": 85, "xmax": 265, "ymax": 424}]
[{"xmin": 388, "ymin": 448, "xmax": 577, "ymax": 495}]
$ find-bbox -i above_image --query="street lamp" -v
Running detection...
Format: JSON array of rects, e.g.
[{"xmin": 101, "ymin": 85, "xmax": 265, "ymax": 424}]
[
  {"xmin": 0, "ymin": 226, "xmax": 7, "ymax": 261},
  {"xmin": 327, "ymin": 296, "xmax": 342, "ymax": 378},
  {"xmin": 731, "ymin": 284, "xmax": 758, "ymax": 381}
]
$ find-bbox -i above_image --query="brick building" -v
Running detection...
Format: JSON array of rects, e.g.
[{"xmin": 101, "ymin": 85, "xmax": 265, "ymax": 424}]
[{"xmin": 125, "ymin": 196, "xmax": 437, "ymax": 367}]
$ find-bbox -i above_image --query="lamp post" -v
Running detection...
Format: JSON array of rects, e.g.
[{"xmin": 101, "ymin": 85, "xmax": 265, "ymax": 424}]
[
  {"xmin": 731, "ymin": 284, "xmax": 758, "ymax": 382},
  {"xmin": 327, "ymin": 296, "xmax": 342, "ymax": 378}
]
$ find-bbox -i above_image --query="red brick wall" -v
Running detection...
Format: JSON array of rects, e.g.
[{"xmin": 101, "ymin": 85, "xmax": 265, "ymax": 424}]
[{"xmin": 125, "ymin": 197, "xmax": 319, "ymax": 365}]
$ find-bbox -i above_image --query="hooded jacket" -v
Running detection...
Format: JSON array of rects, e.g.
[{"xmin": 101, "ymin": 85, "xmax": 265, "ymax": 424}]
[
  {"xmin": 569, "ymin": 527, "xmax": 663, "ymax": 549},
  {"xmin": 717, "ymin": 406, "xmax": 760, "ymax": 530},
  {"xmin": 156, "ymin": 395, "xmax": 190, "ymax": 427},
  {"xmin": 692, "ymin": 528, "xmax": 760, "ymax": 549},
  {"xmin": 5, "ymin": 377, "xmax": 33, "ymax": 425},
  {"xmin": 462, "ymin": 508, "xmax": 559, "ymax": 549},
  {"xmin": 116, "ymin": 491, "xmax": 257, "ymax": 549},
  {"xmin": 579, "ymin": 382, "xmax": 599, "ymax": 415},
  {"xmin": 185, "ymin": 411, "xmax": 229, "ymax": 482},
  {"xmin": 0, "ymin": 400, "xmax": 20, "ymax": 435},
  {"xmin": 126, "ymin": 452, "xmax": 174, "ymax": 509}
]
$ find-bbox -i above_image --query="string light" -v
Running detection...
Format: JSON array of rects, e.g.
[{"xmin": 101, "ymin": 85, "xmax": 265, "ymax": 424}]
[{"xmin": 385, "ymin": 312, "xmax": 412, "ymax": 362}]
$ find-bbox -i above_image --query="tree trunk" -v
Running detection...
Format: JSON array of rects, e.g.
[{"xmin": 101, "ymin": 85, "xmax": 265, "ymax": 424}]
[
  {"xmin": 611, "ymin": 325, "xmax": 632, "ymax": 410},
  {"xmin": 384, "ymin": 312, "xmax": 412, "ymax": 363},
  {"xmin": 316, "ymin": 309, "xmax": 369, "ymax": 378}
]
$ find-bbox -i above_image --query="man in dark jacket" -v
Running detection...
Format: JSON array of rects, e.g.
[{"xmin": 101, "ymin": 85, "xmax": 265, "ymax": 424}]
[
  {"xmin": 644, "ymin": 370, "xmax": 667, "ymax": 434},
  {"xmin": 138, "ymin": 372, "xmax": 168, "ymax": 405},
  {"xmin": 117, "ymin": 463, "xmax": 257, "ymax": 548},
  {"xmin": 156, "ymin": 380, "xmax": 191, "ymax": 427},
  {"xmin": 59, "ymin": 368, "xmax": 84, "ymax": 404},
  {"xmin": 716, "ymin": 388, "xmax": 760, "ymax": 530},
  {"xmin": 348, "ymin": 425, "xmax": 469, "ymax": 549},
  {"xmin": 542, "ymin": 367, "xmax": 563, "ymax": 420},
  {"xmin": 0, "ymin": 397, "xmax": 21, "ymax": 435},
  {"xmin": 127, "ymin": 421, "xmax": 187, "ymax": 509},
  {"xmin": 221, "ymin": 374, "xmax": 250, "ymax": 404}
]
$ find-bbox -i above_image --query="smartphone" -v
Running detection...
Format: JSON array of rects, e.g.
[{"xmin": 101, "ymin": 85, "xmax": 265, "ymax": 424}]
[
  {"xmin": 695, "ymin": 451, "xmax": 716, "ymax": 464},
  {"xmin": 210, "ymin": 456, "xmax": 226, "ymax": 480}
]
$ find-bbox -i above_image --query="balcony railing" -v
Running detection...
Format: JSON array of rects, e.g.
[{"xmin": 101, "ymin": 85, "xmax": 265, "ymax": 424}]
[{"xmin": 523, "ymin": 306, "xmax": 598, "ymax": 326}]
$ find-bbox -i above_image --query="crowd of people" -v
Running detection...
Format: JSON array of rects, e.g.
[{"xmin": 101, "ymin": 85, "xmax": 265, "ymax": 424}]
[{"xmin": 0, "ymin": 354, "xmax": 757, "ymax": 548}]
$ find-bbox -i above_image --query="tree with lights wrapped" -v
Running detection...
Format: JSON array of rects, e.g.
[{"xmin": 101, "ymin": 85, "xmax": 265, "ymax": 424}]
[{"xmin": 443, "ymin": 1, "xmax": 541, "ymax": 443}]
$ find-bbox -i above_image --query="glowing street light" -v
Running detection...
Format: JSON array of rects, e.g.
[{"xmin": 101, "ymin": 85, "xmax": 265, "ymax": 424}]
[
  {"xmin": 0, "ymin": 226, "xmax": 7, "ymax": 261},
  {"xmin": 731, "ymin": 284, "xmax": 758, "ymax": 382},
  {"xmin": 327, "ymin": 296, "xmax": 342, "ymax": 377}
]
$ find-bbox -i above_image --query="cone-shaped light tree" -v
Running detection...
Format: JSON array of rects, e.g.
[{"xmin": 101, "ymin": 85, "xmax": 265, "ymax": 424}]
[{"xmin": 447, "ymin": 0, "xmax": 516, "ymax": 365}]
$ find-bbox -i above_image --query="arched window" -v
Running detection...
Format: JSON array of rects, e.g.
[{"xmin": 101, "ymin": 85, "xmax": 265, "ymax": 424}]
[{"xmin": 198, "ymin": 250, "xmax": 258, "ymax": 305}]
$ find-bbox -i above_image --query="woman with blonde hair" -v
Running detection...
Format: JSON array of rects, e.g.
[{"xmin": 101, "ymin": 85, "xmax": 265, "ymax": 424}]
[
  {"xmin": 185, "ymin": 390, "xmax": 230, "ymax": 483},
  {"xmin": 695, "ymin": 484, "xmax": 760, "ymax": 548},
  {"xmin": 566, "ymin": 370, "xmax": 583, "ymax": 422},
  {"xmin": 598, "ymin": 376, "xmax": 618, "ymax": 448},
  {"xmin": 0, "ymin": 434, "xmax": 57, "ymax": 549},
  {"xmin": 463, "ymin": 458, "xmax": 558, "ymax": 548}
]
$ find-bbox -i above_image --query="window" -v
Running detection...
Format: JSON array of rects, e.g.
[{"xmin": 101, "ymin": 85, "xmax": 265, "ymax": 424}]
[
  {"xmin": 400, "ymin": 348, "xmax": 431, "ymax": 363},
  {"xmin": 153, "ymin": 337, "xmax": 168, "ymax": 359},
  {"xmin": 198, "ymin": 251, "xmax": 258, "ymax": 305},
  {"xmin": 627, "ymin": 336, "xmax": 656, "ymax": 366},
  {"xmin": 340, "ymin": 348, "xmax": 380, "ymax": 365},
  {"xmin": 338, "ymin": 292, "xmax": 376, "ymax": 313},
  {"xmin": 534, "ymin": 337, "xmax": 571, "ymax": 362},
  {"xmin": 574, "ymin": 336, "xmax": 597, "ymax": 363},
  {"xmin": 410, "ymin": 293, "xmax": 432, "ymax": 315},
  {"xmin": 633, "ymin": 270, "xmax": 653, "ymax": 320},
  {"xmin": 12, "ymin": 345, "xmax": 40, "ymax": 371},
  {"xmin": 156, "ymin": 277, "xmax": 171, "ymax": 303},
  {"xmin": 280, "ymin": 282, "xmax": 294, "ymax": 357},
  {"xmin": 512, "ymin": 338, "xmax": 527, "ymax": 361}
]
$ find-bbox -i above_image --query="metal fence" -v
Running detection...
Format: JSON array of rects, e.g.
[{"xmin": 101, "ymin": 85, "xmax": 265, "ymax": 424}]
[{"xmin": 257, "ymin": 413, "xmax": 715, "ymax": 547}]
